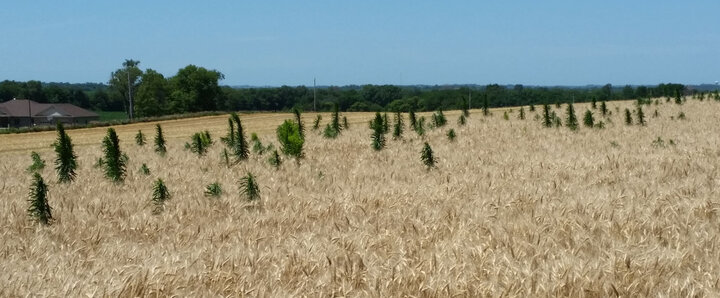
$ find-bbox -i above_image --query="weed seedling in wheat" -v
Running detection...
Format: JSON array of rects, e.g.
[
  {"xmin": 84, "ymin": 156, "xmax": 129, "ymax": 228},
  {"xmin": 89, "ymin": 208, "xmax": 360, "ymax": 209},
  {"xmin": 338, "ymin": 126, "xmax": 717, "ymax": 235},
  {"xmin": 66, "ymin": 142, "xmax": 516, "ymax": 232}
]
[
  {"xmin": 268, "ymin": 149, "xmax": 281, "ymax": 169},
  {"xmin": 392, "ymin": 112, "xmax": 404, "ymax": 140},
  {"xmin": 421, "ymin": 142, "xmax": 436, "ymax": 169},
  {"xmin": 102, "ymin": 128, "xmax": 126, "ymax": 182},
  {"xmin": 27, "ymin": 173, "xmax": 52, "ymax": 225},
  {"xmin": 447, "ymin": 129, "xmax": 456, "ymax": 141},
  {"xmin": 154, "ymin": 124, "xmax": 167, "ymax": 156},
  {"xmin": 151, "ymin": 178, "xmax": 171, "ymax": 214},
  {"xmin": 371, "ymin": 112, "xmax": 386, "ymax": 150},
  {"xmin": 293, "ymin": 108, "xmax": 305, "ymax": 139},
  {"xmin": 135, "ymin": 130, "xmax": 146, "ymax": 146},
  {"xmin": 624, "ymin": 109, "xmax": 633, "ymax": 125},
  {"xmin": 565, "ymin": 103, "xmax": 578, "ymax": 130},
  {"xmin": 232, "ymin": 113, "xmax": 249, "ymax": 160},
  {"xmin": 140, "ymin": 163, "xmax": 150, "ymax": 175},
  {"xmin": 54, "ymin": 122, "xmax": 77, "ymax": 183},
  {"xmin": 637, "ymin": 106, "xmax": 646, "ymax": 126},
  {"xmin": 583, "ymin": 110, "xmax": 594, "ymax": 128},
  {"xmin": 205, "ymin": 182, "xmax": 222, "ymax": 198},
  {"xmin": 313, "ymin": 114, "xmax": 322, "ymax": 131},
  {"xmin": 240, "ymin": 173, "xmax": 260, "ymax": 201},
  {"xmin": 27, "ymin": 151, "xmax": 45, "ymax": 173},
  {"xmin": 277, "ymin": 120, "xmax": 304, "ymax": 158}
]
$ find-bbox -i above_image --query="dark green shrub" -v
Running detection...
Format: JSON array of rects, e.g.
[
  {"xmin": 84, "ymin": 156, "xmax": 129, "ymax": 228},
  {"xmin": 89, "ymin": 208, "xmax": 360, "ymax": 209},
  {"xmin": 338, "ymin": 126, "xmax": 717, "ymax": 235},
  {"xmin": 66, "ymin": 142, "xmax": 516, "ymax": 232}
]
[
  {"xmin": 565, "ymin": 103, "xmax": 578, "ymax": 130},
  {"xmin": 240, "ymin": 173, "xmax": 260, "ymax": 201},
  {"xmin": 420, "ymin": 142, "xmax": 435, "ymax": 169},
  {"xmin": 675, "ymin": 90, "xmax": 682, "ymax": 105},
  {"xmin": 28, "ymin": 173, "xmax": 52, "ymax": 225},
  {"xmin": 277, "ymin": 119, "xmax": 304, "ymax": 158},
  {"xmin": 205, "ymin": 182, "xmax": 222, "ymax": 198},
  {"xmin": 27, "ymin": 151, "xmax": 45, "ymax": 173},
  {"xmin": 102, "ymin": 128, "xmax": 126, "ymax": 182},
  {"xmin": 154, "ymin": 124, "xmax": 167, "ymax": 156},
  {"xmin": 343, "ymin": 116, "xmax": 349, "ymax": 130},
  {"xmin": 151, "ymin": 178, "xmax": 171, "ymax": 214},
  {"xmin": 591, "ymin": 98, "xmax": 597, "ymax": 109},
  {"xmin": 519, "ymin": 107, "xmax": 525, "ymax": 120},
  {"xmin": 678, "ymin": 112, "xmax": 686, "ymax": 120},
  {"xmin": 600, "ymin": 101, "xmax": 608, "ymax": 117},
  {"xmin": 190, "ymin": 132, "xmax": 209, "ymax": 156},
  {"xmin": 503, "ymin": 111, "xmax": 509, "ymax": 120},
  {"xmin": 529, "ymin": 104, "xmax": 535, "ymax": 112},
  {"xmin": 135, "ymin": 130, "xmax": 146, "ymax": 146},
  {"xmin": 53, "ymin": 122, "xmax": 77, "ymax": 183},
  {"xmin": 458, "ymin": 114, "xmax": 466, "ymax": 126},
  {"xmin": 583, "ymin": 110, "xmax": 594, "ymax": 127},
  {"xmin": 415, "ymin": 116, "xmax": 426, "ymax": 136}
]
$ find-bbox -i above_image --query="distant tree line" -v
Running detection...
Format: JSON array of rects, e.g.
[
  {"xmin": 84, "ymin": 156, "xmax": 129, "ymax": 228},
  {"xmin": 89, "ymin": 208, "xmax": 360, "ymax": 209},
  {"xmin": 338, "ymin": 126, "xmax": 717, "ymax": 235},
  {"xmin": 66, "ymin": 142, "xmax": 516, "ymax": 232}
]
[{"xmin": 0, "ymin": 64, "xmax": 690, "ymax": 118}]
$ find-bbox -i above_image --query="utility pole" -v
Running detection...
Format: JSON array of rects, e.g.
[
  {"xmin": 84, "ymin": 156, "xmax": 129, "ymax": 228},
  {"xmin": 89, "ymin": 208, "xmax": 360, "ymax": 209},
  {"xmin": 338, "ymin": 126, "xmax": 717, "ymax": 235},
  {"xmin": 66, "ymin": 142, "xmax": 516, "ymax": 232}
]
[
  {"xmin": 127, "ymin": 70, "xmax": 133, "ymax": 121},
  {"xmin": 313, "ymin": 78, "xmax": 317, "ymax": 112}
]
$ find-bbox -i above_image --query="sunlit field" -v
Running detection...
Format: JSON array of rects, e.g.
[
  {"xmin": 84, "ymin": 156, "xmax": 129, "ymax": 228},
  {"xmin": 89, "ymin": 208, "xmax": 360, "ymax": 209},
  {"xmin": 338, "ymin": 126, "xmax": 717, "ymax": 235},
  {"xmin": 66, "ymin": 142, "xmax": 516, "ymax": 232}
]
[{"xmin": 2, "ymin": 98, "xmax": 719, "ymax": 296}]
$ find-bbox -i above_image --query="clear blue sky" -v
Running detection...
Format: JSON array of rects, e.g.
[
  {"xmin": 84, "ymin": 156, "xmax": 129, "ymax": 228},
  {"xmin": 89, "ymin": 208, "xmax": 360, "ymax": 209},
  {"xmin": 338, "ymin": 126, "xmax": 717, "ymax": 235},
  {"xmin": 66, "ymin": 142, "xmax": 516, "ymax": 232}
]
[{"xmin": 1, "ymin": 1, "xmax": 718, "ymax": 86}]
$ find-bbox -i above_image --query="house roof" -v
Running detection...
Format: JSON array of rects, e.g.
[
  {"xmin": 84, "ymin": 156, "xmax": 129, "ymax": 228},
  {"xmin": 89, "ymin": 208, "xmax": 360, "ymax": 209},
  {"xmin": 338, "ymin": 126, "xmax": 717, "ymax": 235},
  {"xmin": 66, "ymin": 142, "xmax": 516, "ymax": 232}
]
[{"xmin": 0, "ymin": 99, "xmax": 99, "ymax": 118}]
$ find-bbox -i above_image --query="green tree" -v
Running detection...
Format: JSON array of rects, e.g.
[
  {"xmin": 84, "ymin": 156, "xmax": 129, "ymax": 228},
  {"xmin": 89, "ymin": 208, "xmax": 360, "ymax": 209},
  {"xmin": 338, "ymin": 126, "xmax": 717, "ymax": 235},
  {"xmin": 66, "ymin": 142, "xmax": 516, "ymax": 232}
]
[
  {"xmin": 600, "ymin": 101, "xmax": 608, "ymax": 117},
  {"xmin": 169, "ymin": 65, "xmax": 224, "ymax": 113},
  {"xmin": 53, "ymin": 122, "xmax": 77, "ymax": 183},
  {"xmin": 109, "ymin": 59, "xmax": 142, "ymax": 120},
  {"xmin": 293, "ymin": 108, "xmax": 305, "ymax": 139},
  {"xmin": 102, "ymin": 128, "xmax": 126, "ymax": 182},
  {"xmin": 134, "ymin": 69, "xmax": 169, "ymax": 117},
  {"xmin": 28, "ymin": 173, "xmax": 52, "ymax": 225}
]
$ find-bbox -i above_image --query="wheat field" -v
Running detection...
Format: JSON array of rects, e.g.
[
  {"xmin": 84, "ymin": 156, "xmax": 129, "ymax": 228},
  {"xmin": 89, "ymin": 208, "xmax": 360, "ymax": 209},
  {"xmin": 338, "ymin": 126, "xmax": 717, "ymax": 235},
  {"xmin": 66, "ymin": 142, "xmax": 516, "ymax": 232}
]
[{"xmin": 1, "ymin": 99, "xmax": 719, "ymax": 297}]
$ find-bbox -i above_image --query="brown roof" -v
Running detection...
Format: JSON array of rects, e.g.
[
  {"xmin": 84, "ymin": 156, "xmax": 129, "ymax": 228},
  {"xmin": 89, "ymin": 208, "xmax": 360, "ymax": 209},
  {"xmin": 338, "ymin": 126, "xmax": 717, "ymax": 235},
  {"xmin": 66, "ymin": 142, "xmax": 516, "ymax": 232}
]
[{"xmin": 0, "ymin": 99, "xmax": 98, "ymax": 118}]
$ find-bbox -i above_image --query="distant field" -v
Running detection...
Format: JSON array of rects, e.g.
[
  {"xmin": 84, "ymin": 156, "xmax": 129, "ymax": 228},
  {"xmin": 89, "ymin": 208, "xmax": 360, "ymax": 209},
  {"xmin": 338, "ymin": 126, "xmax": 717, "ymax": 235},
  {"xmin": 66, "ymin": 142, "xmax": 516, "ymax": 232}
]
[
  {"xmin": 96, "ymin": 110, "xmax": 128, "ymax": 122},
  {"xmin": 2, "ymin": 99, "xmax": 720, "ymax": 296}
]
